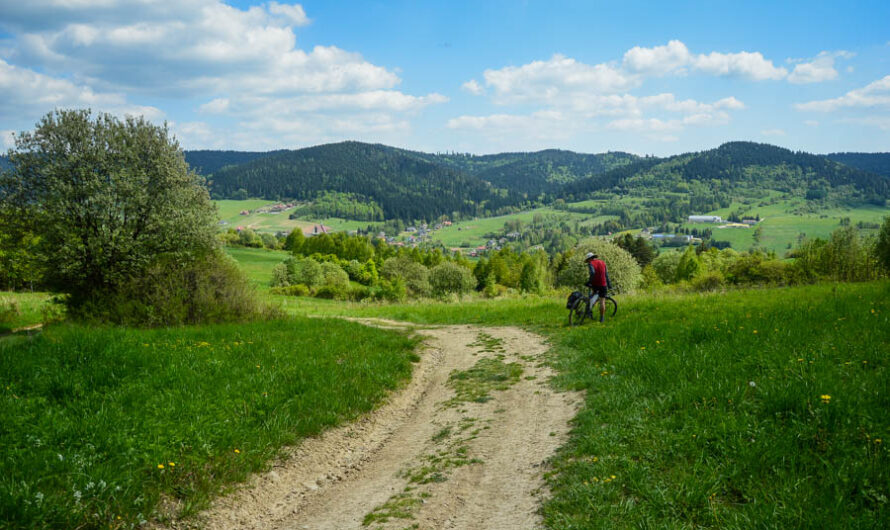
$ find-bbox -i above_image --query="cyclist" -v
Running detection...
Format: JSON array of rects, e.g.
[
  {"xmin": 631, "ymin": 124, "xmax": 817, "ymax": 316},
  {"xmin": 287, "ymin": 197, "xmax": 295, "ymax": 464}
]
[{"xmin": 584, "ymin": 252, "xmax": 611, "ymax": 322}]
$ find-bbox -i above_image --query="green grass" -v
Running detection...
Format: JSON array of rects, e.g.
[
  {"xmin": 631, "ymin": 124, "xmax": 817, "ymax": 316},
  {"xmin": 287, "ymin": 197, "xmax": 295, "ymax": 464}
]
[
  {"xmin": 0, "ymin": 292, "xmax": 54, "ymax": 333},
  {"xmin": 224, "ymin": 246, "xmax": 290, "ymax": 287},
  {"xmin": 684, "ymin": 197, "xmax": 889, "ymax": 254},
  {"xmin": 0, "ymin": 318, "xmax": 418, "ymax": 528},
  {"xmin": 289, "ymin": 282, "xmax": 890, "ymax": 527},
  {"xmin": 429, "ymin": 207, "xmax": 607, "ymax": 248}
]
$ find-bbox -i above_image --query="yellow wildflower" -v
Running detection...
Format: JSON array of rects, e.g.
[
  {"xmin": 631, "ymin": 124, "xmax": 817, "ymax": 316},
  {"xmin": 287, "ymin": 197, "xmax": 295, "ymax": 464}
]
[
  {"xmin": 157, "ymin": 464, "xmax": 164, "ymax": 469},
  {"xmin": 234, "ymin": 449, "xmax": 240, "ymax": 454},
  {"xmin": 169, "ymin": 462, "xmax": 175, "ymax": 467},
  {"xmin": 820, "ymin": 394, "xmax": 831, "ymax": 404}
]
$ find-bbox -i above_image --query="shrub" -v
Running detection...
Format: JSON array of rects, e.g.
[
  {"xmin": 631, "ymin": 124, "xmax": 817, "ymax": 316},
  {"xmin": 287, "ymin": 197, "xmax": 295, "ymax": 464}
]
[
  {"xmin": 378, "ymin": 278, "xmax": 407, "ymax": 302},
  {"xmin": 429, "ymin": 262, "xmax": 476, "ymax": 298},
  {"xmin": 675, "ymin": 246, "xmax": 703, "ymax": 282},
  {"xmin": 652, "ymin": 251, "xmax": 682, "ymax": 284},
  {"xmin": 640, "ymin": 265, "xmax": 662, "ymax": 290},
  {"xmin": 314, "ymin": 285, "xmax": 348, "ymax": 300},
  {"xmin": 0, "ymin": 296, "xmax": 21, "ymax": 327},
  {"xmin": 691, "ymin": 271, "xmax": 726, "ymax": 292},
  {"xmin": 320, "ymin": 261, "xmax": 350, "ymax": 289},
  {"xmin": 878, "ymin": 216, "xmax": 890, "ymax": 272},
  {"xmin": 556, "ymin": 239, "xmax": 642, "ymax": 292},
  {"xmin": 270, "ymin": 284, "xmax": 310, "ymax": 297},
  {"xmin": 381, "ymin": 257, "xmax": 431, "ymax": 297},
  {"xmin": 75, "ymin": 251, "xmax": 267, "ymax": 326}
]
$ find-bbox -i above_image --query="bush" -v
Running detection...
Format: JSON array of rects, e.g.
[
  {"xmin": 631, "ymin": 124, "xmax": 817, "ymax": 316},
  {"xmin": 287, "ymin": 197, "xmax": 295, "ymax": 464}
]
[
  {"xmin": 556, "ymin": 239, "xmax": 642, "ymax": 292},
  {"xmin": 381, "ymin": 257, "xmax": 431, "ymax": 297},
  {"xmin": 429, "ymin": 262, "xmax": 476, "ymax": 298},
  {"xmin": 640, "ymin": 265, "xmax": 662, "ymax": 290},
  {"xmin": 270, "ymin": 284, "xmax": 311, "ymax": 297},
  {"xmin": 690, "ymin": 271, "xmax": 726, "ymax": 292},
  {"xmin": 74, "ymin": 251, "xmax": 268, "ymax": 326},
  {"xmin": 0, "ymin": 296, "xmax": 21, "ymax": 327},
  {"xmin": 378, "ymin": 278, "xmax": 407, "ymax": 302},
  {"xmin": 878, "ymin": 216, "xmax": 890, "ymax": 272},
  {"xmin": 652, "ymin": 251, "xmax": 682, "ymax": 284},
  {"xmin": 315, "ymin": 284, "xmax": 349, "ymax": 300},
  {"xmin": 320, "ymin": 261, "xmax": 350, "ymax": 289}
]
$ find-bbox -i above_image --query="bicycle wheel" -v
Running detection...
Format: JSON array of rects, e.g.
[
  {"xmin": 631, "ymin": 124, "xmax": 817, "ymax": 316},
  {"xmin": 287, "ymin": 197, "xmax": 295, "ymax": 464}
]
[
  {"xmin": 568, "ymin": 298, "xmax": 587, "ymax": 326},
  {"xmin": 604, "ymin": 296, "xmax": 618, "ymax": 317}
]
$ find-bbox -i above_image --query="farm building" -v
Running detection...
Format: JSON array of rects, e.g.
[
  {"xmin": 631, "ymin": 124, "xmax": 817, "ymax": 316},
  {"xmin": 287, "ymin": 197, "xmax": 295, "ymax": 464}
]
[{"xmin": 688, "ymin": 215, "xmax": 723, "ymax": 223}]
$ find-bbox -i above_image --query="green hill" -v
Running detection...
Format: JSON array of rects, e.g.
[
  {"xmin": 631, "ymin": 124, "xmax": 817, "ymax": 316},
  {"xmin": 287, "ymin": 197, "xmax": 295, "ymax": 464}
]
[
  {"xmin": 208, "ymin": 142, "xmax": 527, "ymax": 221},
  {"xmin": 183, "ymin": 150, "xmax": 279, "ymax": 175},
  {"xmin": 827, "ymin": 152, "xmax": 890, "ymax": 178}
]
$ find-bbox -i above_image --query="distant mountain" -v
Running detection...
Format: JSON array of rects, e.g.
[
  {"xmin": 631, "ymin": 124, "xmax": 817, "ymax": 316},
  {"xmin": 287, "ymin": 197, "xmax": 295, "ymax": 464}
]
[
  {"xmin": 565, "ymin": 142, "xmax": 889, "ymax": 201},
  {"xmin": 827, "ymin": 152, "xmax": 890, "ymax": 178},
  {"xmin": 208, "ymin": 142, "xmax": 528, "ymax": 221},
  {"xmin": 184, "ymin": 150, "xmax": 280, "ymax": 175},
  {"xmin": 438, "ymin": 150, "xmax": 639, "ymax": 198}
]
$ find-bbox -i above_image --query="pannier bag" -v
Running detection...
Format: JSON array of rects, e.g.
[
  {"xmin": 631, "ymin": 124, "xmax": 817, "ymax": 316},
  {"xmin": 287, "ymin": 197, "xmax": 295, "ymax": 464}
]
[{"xmin": 566, "ymin": 290, "xmax": 583, "ymax": 309}]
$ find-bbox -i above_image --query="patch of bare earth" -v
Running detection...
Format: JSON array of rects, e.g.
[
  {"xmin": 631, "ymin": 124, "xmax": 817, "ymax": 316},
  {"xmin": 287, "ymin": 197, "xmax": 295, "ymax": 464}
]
[{"xmin": 179, "ymin": 323, "xmax": 582, "ymax": 530}]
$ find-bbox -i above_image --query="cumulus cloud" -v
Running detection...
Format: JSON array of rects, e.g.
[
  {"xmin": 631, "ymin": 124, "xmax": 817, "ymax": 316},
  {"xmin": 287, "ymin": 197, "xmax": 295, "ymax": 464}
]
[
  {"xmin": 461, "ymin": 79, "xmax": 484, "ymax": 95},
  {"xmin": 481, "ymin": 54, "xmax": 638, "ymax": 105},
  {"xmin": 693, "ymin": 51, "xmax": 787, "ymax": 80},
  {"xmin": 0, "ymin": 2, "xmax": 445, "ymax": 148},
  {"xmin": 795, "ymin": 75, "xmax": 890, "ymax": 111},
  {"xmin": 0, "ymin": 58, "xmax": 164, "ymax": 122},
  {"xmin": 788, "ymin": 51, "xmax": 854, "ymax": 84},
  {"xmin": 623, "ymin": 40, "xmax": 692, "ymax": 75}
]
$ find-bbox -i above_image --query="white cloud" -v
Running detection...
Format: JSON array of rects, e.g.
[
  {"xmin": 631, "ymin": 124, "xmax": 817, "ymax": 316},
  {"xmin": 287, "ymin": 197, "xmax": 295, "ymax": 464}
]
[
  {"xmin": 623, "ymin": 40, "xmax": 692, "ymax": 75},
  {"xmin": 788, "ymin": 51, "xmax": 854, "ymax": 84},
  {"xmin": 461, "ymin": 79, "xmax": 484, "ymax": 95},
  {"xmin": 0, "ymin": 58, "xmax": 164, "ymax": 122},
  {"xmin": 622, "ymin": 40, "xmax": 788, "ymax": 80},
  {"xmin": 804, "ymin": 120, "xmax": 819, "ymax": 127},
  {"xmin": 795, "ymin": 75, "xmax": 890, "ymax": 111},
  {"xmin": 266, "ymin": 2, "xmax": 310, "ymax": 26},
  {"xmin": 0, "ymin": 2, "xmax": 444, "ymax": 148},
  {"xmin": 693, "ymin": 51, "xmax": 787, "ymax": 80},
  {"xmin": 761, "ymin": 128, "xmax": 786, "ymax": 136},
  {"xmin": 481, "ymin": 54, "xmax": 638, "ymax": 105}
]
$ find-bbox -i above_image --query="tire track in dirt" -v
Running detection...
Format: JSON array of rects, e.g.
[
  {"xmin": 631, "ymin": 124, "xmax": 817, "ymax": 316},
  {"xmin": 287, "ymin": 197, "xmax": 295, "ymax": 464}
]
[{"xmin": 183, "ymin": 322, "xmax": 582, "ymax": 530}]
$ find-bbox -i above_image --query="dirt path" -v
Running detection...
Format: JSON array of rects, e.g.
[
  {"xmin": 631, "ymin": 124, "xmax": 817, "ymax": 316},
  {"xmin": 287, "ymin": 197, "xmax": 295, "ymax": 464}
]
[{"xmin": 187, "ymin": 322, "xmax": 582, "ymax": 530}]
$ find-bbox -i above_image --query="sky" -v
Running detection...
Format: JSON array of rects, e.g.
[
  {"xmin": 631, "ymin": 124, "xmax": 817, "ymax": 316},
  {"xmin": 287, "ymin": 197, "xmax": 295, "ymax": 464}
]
[{"xmin": 1, "ymin": 0, "xmax": 889, "ymax": 156}]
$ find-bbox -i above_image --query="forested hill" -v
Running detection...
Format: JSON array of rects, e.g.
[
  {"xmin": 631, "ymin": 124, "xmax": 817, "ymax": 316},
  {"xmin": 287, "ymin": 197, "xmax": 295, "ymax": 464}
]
[
  {"xmin": 184, "ymin": 150, "xmax": 279, "ymax": 175},
  {"xmin": 447, "ymin": 150, "xmax": 639, "ymax": 198},
  {"xmin": 208, "ymin": 142, "xmax": 527, "ymax": 221},
  {"xmin": 827, "ymin": 152, "xmax": 890, "ymax": 178},
  {"xmin": 564, "ymin": 141, "xmax": 890, "ymax": 201}
]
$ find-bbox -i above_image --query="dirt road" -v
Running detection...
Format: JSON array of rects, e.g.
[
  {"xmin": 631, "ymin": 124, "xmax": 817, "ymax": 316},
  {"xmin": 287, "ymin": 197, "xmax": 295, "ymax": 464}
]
[{"xmin": 189, "ymin": 322, "xmax": 582, "ymax": 529}]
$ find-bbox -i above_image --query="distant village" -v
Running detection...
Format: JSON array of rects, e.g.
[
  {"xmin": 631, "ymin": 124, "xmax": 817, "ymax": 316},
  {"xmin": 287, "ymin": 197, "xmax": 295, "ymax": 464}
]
[{"xmin": 221, "ymin": 203, "xmax": 761, "ymax": 256}]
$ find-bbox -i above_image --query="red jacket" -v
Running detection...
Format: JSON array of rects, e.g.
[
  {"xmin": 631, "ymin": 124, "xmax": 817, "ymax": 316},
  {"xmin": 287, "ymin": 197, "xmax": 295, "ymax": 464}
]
[{"xmin": 587, "ymin": 259, "xmax": 609, "ymax": 287}]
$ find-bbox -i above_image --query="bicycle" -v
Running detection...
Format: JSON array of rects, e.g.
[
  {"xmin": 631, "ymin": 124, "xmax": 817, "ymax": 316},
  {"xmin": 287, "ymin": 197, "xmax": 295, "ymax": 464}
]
[{"xmin": 568, "ymin": 288, "xmax": 618, "ymax": 326}]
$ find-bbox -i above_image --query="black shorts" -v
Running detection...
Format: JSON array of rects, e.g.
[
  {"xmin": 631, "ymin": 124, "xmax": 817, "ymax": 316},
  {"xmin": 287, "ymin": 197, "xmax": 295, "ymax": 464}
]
[{"xmin": 592, "ymin": 286, "xmax": 608, "ymax": 298}]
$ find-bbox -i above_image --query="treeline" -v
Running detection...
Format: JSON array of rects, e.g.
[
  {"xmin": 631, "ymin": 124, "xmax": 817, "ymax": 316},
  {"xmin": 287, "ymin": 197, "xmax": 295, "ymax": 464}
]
[
  {"xmin": 647, "ymin": 224, "xmax": 889, "ymax": 291},
  {"xmin": 826, "ymin": 152, "xmax": 890, "ymax": 179},
  {"xmin": 289, "ymin": 191, "xmax": 384, "ymax": 222},
  {"xmin": 184, "ymin": 150, "xmax": 277, "ymax": 176}
]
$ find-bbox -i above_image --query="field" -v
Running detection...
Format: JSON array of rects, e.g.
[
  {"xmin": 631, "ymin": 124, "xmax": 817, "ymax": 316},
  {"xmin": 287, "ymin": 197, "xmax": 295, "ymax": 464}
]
[
  {"xmin": 0, "ymin": 319, "xmax": 418, "ymax": 528},
  {"xmin": 272, "ymin": 281, "xmax": 890, "ymax": 527},
  {"xmin": 428, "ymin": 207, "xmax": 614, "ymax": 248},
  {"xmin": 214, "ymin": 200, "xmax": 373, "ymax": 235},
  {"xmin": 686, "ymin": 197, "xmax": 888, "ymax": 254},
  {"xmin": 223, "ymin": 247, "xmax": 289, "ymax": 286},
  {"xmin": 0, "ymin": 292, "xmax": 54, "ymax": 333}
]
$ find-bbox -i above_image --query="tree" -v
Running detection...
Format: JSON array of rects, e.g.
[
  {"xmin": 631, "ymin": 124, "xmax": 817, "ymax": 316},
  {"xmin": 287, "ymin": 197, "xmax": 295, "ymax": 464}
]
[
  {"xmin": 877, "ymin": 216, "xmax": 890, "ymax": 272},
  {"xmin": 429, "ymin": 262, "xmax": 475, "ymax": 298},
  {"xmin": 1, "ymin": 110, "xmax": 219, "ymax": 311}
]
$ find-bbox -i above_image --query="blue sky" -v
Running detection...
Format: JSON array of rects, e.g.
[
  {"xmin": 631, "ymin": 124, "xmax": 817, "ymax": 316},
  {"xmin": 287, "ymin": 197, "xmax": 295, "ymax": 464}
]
[{"xmin": 1, "ymin": 0, "xmax": 888, "ymax": 155}]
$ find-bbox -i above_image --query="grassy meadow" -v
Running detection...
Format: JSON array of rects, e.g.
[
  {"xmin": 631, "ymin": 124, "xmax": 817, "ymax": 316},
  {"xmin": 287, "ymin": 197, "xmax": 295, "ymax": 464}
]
[
  {"xmin": 0, "ymin": 318, "xmax": 418, "ymax": 528},
  {"xmin": 272, "ymin": 281, "xmax": 890, "ymax": 527},
  {"xmin": 0, "ymin": 292, "xmax": 54, "ymax": 333}
]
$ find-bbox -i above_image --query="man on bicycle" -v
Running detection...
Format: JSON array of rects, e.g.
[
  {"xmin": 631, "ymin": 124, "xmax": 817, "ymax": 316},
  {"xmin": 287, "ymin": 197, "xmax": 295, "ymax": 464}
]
[{"xmin": 584, "ymin": 252, "xmax": 611, "ymax": 322}]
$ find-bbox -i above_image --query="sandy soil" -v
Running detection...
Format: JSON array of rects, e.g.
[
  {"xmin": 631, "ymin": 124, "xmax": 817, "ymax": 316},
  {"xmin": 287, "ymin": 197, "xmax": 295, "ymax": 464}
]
[{"xmin": 179, "ymin": 322, "xmax": 582, "ymax": 530}]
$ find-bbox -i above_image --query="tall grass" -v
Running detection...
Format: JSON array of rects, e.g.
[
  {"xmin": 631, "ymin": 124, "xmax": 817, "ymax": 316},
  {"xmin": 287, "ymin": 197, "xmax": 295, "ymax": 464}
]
[{"xmin": 0, "ymin": 318, "xmax": 417, "ymax": 528}]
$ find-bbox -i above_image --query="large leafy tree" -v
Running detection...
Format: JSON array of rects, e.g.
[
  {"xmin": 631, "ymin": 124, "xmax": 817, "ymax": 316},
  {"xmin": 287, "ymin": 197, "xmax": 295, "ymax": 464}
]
[{"xmin": 0, "ymin": 110, "xmax": 218, "ymax": 307}]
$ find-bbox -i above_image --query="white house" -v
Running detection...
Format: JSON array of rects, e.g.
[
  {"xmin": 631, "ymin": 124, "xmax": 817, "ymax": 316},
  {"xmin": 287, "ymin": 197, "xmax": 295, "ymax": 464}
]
[{"xmin": 688, "ymin": 215, "xmax": 723, "ymax": 223}]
